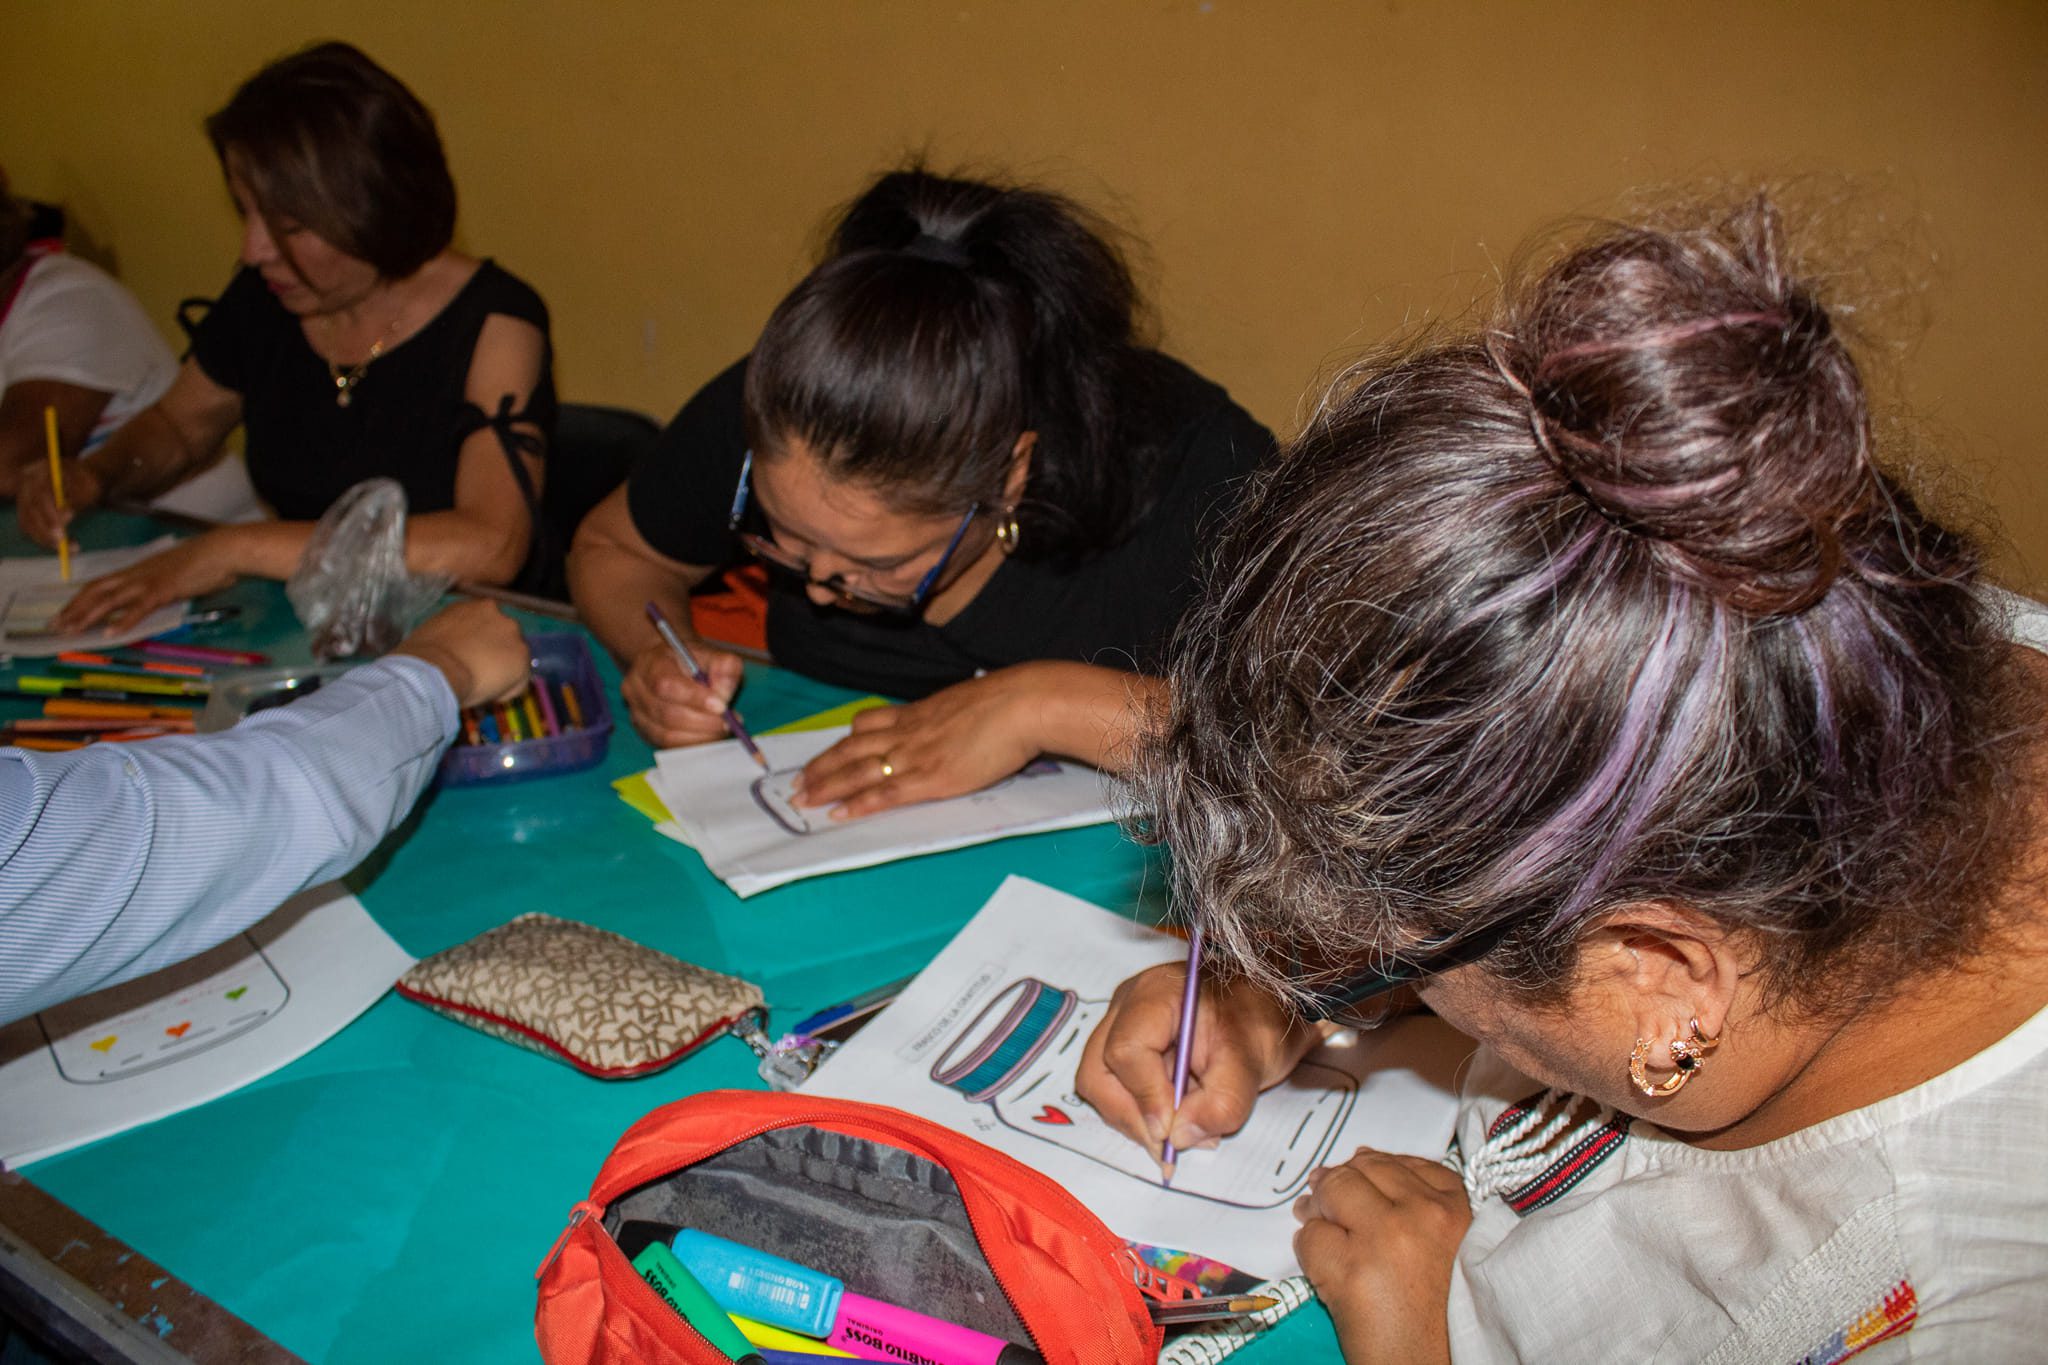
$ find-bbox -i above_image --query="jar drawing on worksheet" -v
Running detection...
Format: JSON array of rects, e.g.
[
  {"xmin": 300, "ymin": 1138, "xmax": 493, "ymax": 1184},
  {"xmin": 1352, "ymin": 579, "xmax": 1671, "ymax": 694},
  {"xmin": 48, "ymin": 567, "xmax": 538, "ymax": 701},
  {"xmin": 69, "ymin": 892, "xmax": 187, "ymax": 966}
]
[
  {"xmin": 928, "ymin": 976, "xmax": 1358, "ymax": 1208},
  {"xmin": 751, "ymin": 758, "xmax": 1068, "ymax": 836}
]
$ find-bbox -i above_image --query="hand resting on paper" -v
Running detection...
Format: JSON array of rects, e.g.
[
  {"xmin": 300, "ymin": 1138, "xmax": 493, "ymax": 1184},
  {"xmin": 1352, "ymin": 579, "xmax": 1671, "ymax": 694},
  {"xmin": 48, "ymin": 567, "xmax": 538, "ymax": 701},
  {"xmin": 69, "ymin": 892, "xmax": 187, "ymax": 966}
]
[
  {"xmin": 1292, "ymin": 1148, "xmax": 1470, "ymax": 1365},
  {"xmin": 621, "ymin": 637, "xmax": 745, "ymax": 748},
  {"xmin": 51, "ymin": 532, "xmax": 241, "ymax": 633},
  {"xmin": 1075, "ymin": 960, "xmax": 1323, "ymax": 1172},
  {"xmin": 794, "ymin": 667, "xmax": 1044, "ymax": 820},
  {"xmin": 795, "ymin": 660, "xmax": 1161, "ymax": 820}
]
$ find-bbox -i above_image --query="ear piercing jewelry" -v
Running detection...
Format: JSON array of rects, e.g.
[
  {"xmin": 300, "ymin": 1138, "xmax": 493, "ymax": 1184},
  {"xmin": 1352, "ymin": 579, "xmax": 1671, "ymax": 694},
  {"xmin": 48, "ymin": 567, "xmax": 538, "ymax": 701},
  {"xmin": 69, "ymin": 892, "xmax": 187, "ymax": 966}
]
[{"xmin": 1629, "ymin": 1017, "xmax": 1721, "ymax": 1097}]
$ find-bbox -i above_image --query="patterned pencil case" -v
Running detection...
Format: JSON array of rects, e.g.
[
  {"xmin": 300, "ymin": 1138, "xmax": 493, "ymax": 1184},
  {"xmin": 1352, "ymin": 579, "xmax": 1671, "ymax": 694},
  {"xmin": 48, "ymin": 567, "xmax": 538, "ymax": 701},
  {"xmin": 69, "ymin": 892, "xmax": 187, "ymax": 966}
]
[{"xmin": 395, "ymin": 914, "xmax": 766, "ymax": 1079}]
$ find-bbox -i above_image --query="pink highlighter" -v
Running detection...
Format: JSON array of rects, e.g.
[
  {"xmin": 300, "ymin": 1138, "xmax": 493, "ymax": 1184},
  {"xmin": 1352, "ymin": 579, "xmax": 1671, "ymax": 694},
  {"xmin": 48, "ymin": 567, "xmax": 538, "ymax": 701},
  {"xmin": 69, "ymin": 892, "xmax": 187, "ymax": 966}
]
[{"xmin": 830, "ymin": 1292, "xmax": 1043, "ymax": 1365}]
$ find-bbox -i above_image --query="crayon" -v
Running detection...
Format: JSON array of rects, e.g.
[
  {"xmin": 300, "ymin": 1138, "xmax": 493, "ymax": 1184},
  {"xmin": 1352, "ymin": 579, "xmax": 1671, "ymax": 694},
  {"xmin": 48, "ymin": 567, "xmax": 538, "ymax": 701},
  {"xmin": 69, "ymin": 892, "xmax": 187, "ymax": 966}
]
[
  {"xmin": 10, "ymin": 736, "xmax": 86, "ymax": 752},
  {"xmin": 480, "ymin": 711, "xmax": 501, "ymax": 744},
  {"xmin": 560, "ymin": 681, "xmax": 585, "ymax": 729},
  {"xmin": 521, "ymin": 690, "xmax": 545, "ymax": 740},
  {"xmin": 461, "ymin": 710, "xmax": 482, "ymax": 746}
]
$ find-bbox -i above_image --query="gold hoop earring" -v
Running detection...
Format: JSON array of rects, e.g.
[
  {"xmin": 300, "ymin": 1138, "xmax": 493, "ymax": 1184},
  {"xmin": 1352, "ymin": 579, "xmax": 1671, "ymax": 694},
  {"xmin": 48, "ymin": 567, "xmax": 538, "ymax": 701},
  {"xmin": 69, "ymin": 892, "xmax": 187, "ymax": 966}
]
[
  {"xmin": 994, "ymin": 511, "xmax": 1021, "ymax": 555},
  {"xmin": 1628, "ymin": 1017, "xmax": 1721, "ymax": 1098}
]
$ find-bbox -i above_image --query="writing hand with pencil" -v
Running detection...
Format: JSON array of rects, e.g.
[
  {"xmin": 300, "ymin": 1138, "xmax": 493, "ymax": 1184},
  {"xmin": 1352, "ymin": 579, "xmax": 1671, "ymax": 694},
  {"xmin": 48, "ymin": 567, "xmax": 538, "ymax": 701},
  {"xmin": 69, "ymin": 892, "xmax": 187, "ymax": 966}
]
[
  {"xmin": 622, "ymin": 611, "xmax": 750, "ymax": 750},
  {"xmin": 14, "ymin": 448, "xmax": 102, "ymax": 556},
  {"xmin": 1074, "ymin": 960, "xmax": 1322, "ymax": 1178}
]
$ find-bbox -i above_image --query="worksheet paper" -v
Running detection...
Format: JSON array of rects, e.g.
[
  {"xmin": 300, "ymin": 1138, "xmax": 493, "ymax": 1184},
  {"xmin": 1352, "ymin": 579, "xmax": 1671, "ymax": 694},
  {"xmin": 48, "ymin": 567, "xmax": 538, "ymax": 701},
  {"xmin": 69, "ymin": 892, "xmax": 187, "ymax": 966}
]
[
  {"xmin": 802, "ymin": 876, "xmax": 1470, "ymax": 1281},
  {"xmin": 0, "ymin": 884, "xmax": 412, "ymax": 1168},
  {"xmin": 0, "ymin": 536, "xmax": 189, "ymax": 656},
  {"xmin": 647, "ymin": 728, "xmax": 1115, "ymax": 897}
]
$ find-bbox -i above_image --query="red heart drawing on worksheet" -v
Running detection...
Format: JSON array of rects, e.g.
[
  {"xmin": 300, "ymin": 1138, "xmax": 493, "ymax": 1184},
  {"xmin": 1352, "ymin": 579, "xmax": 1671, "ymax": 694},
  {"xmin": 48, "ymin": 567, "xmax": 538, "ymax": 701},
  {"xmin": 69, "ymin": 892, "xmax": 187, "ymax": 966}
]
[
  {"xmin": 165, "ymin": 1021, "xmax": 191, "ymax": 1038},
  {"xmin": 1032, "ymin": 1104, "xmax": 1073, "ymax": 1126}
]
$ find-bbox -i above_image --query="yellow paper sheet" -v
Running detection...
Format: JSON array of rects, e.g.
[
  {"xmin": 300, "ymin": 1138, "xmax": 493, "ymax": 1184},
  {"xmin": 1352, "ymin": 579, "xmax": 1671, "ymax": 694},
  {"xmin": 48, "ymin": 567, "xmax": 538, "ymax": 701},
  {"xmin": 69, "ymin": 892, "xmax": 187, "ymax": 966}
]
[{"xmin": 610, "ymin": 771, "xmax": 674, "ymax": 824}]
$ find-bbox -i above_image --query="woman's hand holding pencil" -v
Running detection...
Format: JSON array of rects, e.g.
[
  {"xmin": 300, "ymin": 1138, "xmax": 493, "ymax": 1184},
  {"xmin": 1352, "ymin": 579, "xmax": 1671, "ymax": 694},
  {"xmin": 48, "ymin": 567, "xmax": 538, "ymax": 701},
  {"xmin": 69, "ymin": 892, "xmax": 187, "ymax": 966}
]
[{"xmin": 1074, "ymin": 959, "xmax": 1324, "ymax": 1177}]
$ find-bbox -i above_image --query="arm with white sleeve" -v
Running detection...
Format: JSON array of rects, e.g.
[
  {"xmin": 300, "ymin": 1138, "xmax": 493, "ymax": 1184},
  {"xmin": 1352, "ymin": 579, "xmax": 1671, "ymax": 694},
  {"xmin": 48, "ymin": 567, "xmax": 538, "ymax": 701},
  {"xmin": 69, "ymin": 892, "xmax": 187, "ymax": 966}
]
[{"xmin": 0, "ymin": 600, "xmax": 527, "ymax": 1024}]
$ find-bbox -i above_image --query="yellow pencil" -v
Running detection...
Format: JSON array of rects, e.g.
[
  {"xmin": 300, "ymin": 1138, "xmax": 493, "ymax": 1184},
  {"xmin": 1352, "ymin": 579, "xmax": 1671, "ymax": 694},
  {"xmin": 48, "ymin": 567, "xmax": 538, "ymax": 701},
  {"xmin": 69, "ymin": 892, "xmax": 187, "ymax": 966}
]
[{"xmin": 42, "ymin": 405, "xmax": 69, "ymax": 582}]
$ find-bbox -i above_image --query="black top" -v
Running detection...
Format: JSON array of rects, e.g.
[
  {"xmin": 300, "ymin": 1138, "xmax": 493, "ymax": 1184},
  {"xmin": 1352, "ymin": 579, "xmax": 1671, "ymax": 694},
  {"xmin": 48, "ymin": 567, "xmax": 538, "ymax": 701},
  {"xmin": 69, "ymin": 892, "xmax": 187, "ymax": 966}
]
[
  {"xmin": 627, "ymin": 355, "xmax": 1275, "ymax": 699},
  {"xmin": 191, "ymin": 260, "xmax": 557, "ymax": 520}
]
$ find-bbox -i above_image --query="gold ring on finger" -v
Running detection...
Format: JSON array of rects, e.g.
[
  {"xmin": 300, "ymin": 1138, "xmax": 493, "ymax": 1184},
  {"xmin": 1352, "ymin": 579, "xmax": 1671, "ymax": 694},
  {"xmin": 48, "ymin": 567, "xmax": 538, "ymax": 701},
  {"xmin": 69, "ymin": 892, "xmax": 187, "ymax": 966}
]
[{"xmin": 877, "ymin": 755, "xmax": 896, "ymax": 780}]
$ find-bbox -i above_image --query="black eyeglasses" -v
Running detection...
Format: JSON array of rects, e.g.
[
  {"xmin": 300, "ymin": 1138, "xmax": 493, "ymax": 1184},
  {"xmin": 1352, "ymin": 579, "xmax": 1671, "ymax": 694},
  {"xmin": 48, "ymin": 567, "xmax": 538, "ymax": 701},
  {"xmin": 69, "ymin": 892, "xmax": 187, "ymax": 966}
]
[
  {"xmin": 726, "ymin": 450, "xmax": 980, "ymax": 616},
  {"xmin": 1300, "ymin": 917, "xmax": 1515, "ymax": 1028}
]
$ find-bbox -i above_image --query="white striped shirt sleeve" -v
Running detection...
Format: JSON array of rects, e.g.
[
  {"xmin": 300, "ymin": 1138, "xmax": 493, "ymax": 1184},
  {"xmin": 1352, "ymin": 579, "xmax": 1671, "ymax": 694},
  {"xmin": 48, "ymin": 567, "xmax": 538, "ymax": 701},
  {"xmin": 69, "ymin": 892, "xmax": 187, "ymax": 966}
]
[{"xmin": 0, "ymin": 655, "xmax": 457, "ymax": 1024}]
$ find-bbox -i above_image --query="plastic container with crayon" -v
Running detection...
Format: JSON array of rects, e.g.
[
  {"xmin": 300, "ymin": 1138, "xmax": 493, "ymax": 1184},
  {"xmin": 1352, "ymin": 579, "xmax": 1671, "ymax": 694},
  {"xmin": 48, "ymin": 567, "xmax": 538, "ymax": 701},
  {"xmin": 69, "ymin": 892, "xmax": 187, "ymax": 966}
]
[{"xmin": 438, "ymin": 632, "xmax": 613, "ymax": 786}]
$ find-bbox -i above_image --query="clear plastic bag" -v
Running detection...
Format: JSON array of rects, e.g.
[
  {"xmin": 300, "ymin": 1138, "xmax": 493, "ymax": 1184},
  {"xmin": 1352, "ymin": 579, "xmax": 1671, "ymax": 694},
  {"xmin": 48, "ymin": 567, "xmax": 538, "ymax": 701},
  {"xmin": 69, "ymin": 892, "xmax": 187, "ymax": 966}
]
[{"xmin": 286, "ymin": 478, "xmax": 450, "ymax": 659}]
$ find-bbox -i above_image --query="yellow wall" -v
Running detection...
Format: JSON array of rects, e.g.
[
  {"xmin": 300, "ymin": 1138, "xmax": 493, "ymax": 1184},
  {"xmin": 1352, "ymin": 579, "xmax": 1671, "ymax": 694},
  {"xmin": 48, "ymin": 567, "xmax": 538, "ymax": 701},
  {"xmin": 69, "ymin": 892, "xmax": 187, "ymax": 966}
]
[{"xmin": 7, "ymin": 2, "xmax": 2046, "ymax": 582}]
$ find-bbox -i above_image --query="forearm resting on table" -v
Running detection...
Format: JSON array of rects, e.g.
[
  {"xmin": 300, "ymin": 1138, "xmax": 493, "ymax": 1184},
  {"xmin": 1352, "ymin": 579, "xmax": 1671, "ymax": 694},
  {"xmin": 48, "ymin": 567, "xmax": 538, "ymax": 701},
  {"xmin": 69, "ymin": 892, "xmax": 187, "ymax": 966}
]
[
  {"xmin": 202, "ymin": 508, "xmax": 529, "ymax": 585},
  {"xmin": 1015, "ymin": 661, "xmax": 1164, "ymax": 774}
]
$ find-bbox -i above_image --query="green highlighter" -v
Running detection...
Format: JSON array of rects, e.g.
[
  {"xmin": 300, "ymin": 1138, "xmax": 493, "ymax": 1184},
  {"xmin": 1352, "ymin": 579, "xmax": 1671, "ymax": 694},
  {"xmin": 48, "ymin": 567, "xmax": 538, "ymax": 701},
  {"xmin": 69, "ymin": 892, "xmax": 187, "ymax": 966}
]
[{"xmin": 630, "ymin": 1241, "xmax": 767, "ymax": 1365}]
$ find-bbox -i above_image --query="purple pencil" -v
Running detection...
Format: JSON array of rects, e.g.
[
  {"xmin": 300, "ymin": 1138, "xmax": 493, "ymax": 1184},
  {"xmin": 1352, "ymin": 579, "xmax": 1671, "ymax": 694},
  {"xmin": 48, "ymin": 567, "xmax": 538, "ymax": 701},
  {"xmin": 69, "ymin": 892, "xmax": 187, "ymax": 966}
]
[
  {"xmin": 1161, "ymin": 924, "xmax": 1205, "ymax": 1184},
  {"xmin": 530, "ymin": 671, "xmax": 562, "ymax": 736},
  {"xmin": 643, "ymin": 601, "xmax": 769, "ymax": 771}
]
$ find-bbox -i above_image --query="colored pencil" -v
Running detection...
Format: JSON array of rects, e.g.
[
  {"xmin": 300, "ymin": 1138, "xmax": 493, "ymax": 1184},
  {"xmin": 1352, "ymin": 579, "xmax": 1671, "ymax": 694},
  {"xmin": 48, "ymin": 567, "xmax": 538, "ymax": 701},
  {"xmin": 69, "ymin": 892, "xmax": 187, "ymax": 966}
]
[
  {"xmin": 1161, "ymin": 925, "xmax": 1205, "ymax": 1182},
  {"xmin": 40, "ymin": 697, "xmax": 196, "ymax": 720},
  {"xmin": 530, "ymin": 676, "xmax": 561, "ymax": 736},
  {"xmin": 58, "ymin": 651, "xmax": 210, "ymax": 679},
  {"xmin": 134, "ymin": 641, "xmax": 268, "ymax": 666},
  {"xmin": 6, "ymin": 681, "xmax": 203, "ymax": 708},
  {"xmin": 43, "ymin": 405, "xmax": 69, "ymax": 582},
  {"xmin": 644, "ymin": 601, "xmax": 767, "ymax": 770},
  {"xmin": 74, "ymin": 671, "xmax": 209, "ymax": 696},
  {"xmin": 11, "ymin": 736, "xmax": 86, "ymax": 752}
]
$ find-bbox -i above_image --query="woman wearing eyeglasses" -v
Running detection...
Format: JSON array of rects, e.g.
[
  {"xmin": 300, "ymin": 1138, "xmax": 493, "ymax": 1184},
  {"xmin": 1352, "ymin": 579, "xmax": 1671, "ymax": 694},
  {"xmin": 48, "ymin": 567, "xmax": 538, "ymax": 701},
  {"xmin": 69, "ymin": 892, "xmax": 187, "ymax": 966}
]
[
  {"xmin": 1077, "ymin": 199, "xmax": 2048, "ymax": 1361},
  {"xmin": 570, "ymin": 167, "xmax": 1274, "ymax": 817}
]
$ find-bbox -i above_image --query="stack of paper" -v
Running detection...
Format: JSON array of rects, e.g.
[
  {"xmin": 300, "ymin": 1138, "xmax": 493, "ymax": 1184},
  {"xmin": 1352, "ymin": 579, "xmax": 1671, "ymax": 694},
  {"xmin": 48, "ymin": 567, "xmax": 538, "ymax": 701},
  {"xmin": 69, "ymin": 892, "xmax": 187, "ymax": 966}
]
[
  {"xmin": 0, "ymin": 537, "xmax": 190, "ymax": 655},
  {"xmin": 645, "ymin": 727, "xmax": 1115, "ymax": 897}
]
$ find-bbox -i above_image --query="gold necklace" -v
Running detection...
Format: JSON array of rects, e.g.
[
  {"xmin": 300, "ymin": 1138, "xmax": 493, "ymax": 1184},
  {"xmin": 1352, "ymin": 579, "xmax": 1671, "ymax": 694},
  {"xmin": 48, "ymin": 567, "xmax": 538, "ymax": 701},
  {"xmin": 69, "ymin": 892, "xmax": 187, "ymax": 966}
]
[{"xmin": 325, "ymin": 311, "xmax": 405, "ymax": 408}]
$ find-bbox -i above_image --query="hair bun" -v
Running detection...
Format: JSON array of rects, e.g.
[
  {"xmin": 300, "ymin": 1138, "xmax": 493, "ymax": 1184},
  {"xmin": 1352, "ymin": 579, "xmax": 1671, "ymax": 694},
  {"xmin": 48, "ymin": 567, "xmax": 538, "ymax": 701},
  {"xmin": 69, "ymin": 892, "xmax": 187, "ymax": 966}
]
[{"xmin": 1499, "ymin": 201, "xmax": 1875, "ymax": 615}]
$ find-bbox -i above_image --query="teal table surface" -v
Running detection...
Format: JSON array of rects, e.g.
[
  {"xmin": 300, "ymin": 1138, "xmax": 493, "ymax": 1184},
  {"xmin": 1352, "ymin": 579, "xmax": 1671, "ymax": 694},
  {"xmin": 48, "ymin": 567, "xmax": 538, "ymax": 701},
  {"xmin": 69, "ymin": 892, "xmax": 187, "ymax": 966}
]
[{"xmin": 5, "ymin": 513, "xmax": 1343, "ymax": 1364}]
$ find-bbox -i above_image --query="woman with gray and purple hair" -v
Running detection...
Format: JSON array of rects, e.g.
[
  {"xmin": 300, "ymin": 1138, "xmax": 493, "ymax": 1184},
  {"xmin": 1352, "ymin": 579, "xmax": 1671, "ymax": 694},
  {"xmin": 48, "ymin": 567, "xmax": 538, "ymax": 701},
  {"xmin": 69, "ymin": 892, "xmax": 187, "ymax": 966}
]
[{"xmin": 1077, "ymin": 198, "xmax": 2048, "ymax": 1361}]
